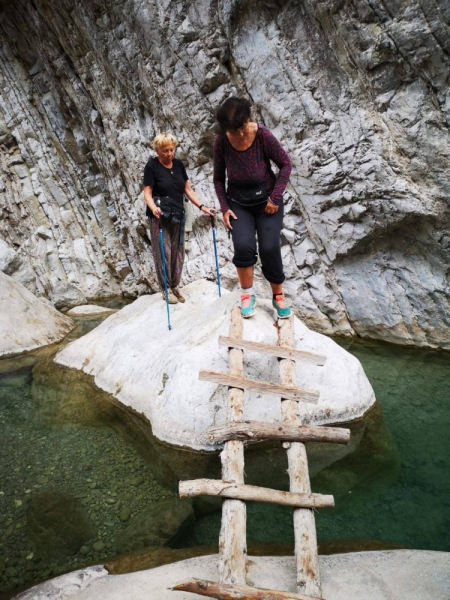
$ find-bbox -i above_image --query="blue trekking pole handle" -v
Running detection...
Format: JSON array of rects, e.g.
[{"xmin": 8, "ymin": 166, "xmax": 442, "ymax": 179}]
[
  {"xmin": 159, "ymin": 222, "xmax": 172, "ymax": 330},
  {"xmin": 210, "ymin": 214, "xmax": 221, "ymax": 297}
]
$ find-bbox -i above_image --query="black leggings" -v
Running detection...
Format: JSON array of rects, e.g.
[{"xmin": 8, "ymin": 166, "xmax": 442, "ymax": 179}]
[{"xmin": 229, "ymin": 198, "xmax": 285, "ymax": 285}]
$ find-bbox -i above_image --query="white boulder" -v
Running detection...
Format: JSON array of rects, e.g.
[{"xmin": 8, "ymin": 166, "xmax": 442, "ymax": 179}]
[
  {"xmin": 0, "ymin": 271, "xmax": 75, "ymax": 359},
  {"xmin": 14, "ymin": 551, "xmax": 450, "ymax": 600},
  {"xmin": 49, "ymin": 282, "xmax": 87, "ymax": 310},
  {"xmin": 54, "ymin": 280, "xmax": 375, "ymax": 451}
]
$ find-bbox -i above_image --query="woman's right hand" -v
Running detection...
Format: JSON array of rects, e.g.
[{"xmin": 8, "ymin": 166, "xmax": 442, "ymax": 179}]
[
  {"xmin": 151, "ymin": 204, "xmax": 162, "ymax": 218},
  {"xmin": 223, "ymin": 209, "xmax": 237, "ymax": 231}
]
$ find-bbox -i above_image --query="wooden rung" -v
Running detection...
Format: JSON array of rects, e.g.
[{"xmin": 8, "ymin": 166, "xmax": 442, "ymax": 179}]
[
  {"xmin": 199, "ymin": 369, "xmax": 319, "ymax": 404},
  {"xmin": 172, "ymin": 578, "xmax": 324, "ymax": 599},
  {"xmin": 219, "ymin": 336, "xmax": 327, "ymax": 366},
  {"xmin": 207, "ymin": 421, "xmax": 350, "ymax": 445},
  {"xmin": 179, "ymin": 479, "xmax": 334, "ymax": 508}
]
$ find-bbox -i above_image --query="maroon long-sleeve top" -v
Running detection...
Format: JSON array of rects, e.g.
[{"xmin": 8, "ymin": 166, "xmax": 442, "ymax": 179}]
[{"xmin": 213, "ymin": 123, "xmax": 292, "ymax": 213}]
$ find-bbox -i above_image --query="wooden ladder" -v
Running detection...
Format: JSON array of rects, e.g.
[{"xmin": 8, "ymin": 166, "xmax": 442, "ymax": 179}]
[{"xmin": 173, "ymin": 306, "xmax": 350, "ymax": 600}]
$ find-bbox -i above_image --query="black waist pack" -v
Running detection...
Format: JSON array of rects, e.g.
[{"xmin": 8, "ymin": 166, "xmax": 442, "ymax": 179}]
[
  {"xmin": 234, "ymin": 182, "xmax": 267, "ymax": 206},
  {"xmin": 154, "ymin": 196, "xmax": 185, "ymax": 223}
]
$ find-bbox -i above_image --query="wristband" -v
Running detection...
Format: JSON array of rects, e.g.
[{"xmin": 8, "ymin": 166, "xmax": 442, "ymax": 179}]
[{"xmin": 199, "ymin": 204, "xmax": 204, "ymax": 210}]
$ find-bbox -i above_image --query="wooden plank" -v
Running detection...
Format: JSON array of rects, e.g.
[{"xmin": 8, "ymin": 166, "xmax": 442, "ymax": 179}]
[
  {"xmin": 219, "ymin": 336, "xmax": 327, "ymax": 366},
  {"xmin": 278, "ymin": 317, "xmax": 323, "ymax": 597},
  {"xmin": 207, "ymin": 421, "xmax": 350, "ymax": 445},
  {"xmin": 219, "ymin": 306, "xmax": 246, "ymax": 585},
  {"xmin": 179, "ymin": 479, "xmax": 334, "ymax": 508},
  {"xmin": 199, "ymin": 369, "xmax": 319, "ymax": 404},
  {"xmin": 172, "ymin": 578, "xmax": 324, "ymax": 599}
]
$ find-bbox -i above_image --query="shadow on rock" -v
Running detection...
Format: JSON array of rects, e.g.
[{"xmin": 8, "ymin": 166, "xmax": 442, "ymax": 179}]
[
  {"xmin": 114, "ymin": 498, "xmax": 194, "ymax": 554},
  {"xmin": 27, "ymin": 491, "xmax": 96, "ymax": 561}
]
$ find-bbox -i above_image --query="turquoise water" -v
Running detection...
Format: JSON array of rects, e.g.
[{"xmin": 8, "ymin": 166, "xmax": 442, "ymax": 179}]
[
  {"xmin": 0, "ymin": 308, "xmax": 174, "ymax": 598},
  {"xmin": 181, "ymin": 338, "xmax": 450, "ymax": 552},
  {"xmin": 1, "ymin": 326, "xmax": 449, "ymax": 597},
  {"xmin": 316, "ymin": 338, "xmax": 450, "ymax": 549},
  {"xmin": 0, "ymin": 370, "xmax": 170, "ymax": 590}
]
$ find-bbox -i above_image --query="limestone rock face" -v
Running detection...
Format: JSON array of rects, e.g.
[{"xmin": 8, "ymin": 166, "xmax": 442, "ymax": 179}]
[
  {"xmin": 0, "ymin": 271, "xmax": 75, "ymax": 358},
  {"xmin": 53, "ymin": 280, "xmax": 375, "ymax": 451},
  {"xmin": 0, "ymin": 0, "xmax": 449, "ymax": 347}
]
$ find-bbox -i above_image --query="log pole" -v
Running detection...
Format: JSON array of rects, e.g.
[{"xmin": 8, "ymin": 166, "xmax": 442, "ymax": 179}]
[
  {"xmin": 219, "ymin": 306, "xmax": 246, "ymax": 584},
  {"xmin": 171, "ymin": 578, "xmax": 324, "ymax": 600},
  {"xmin": 179, "ymin": 479, "xmax": 334, "ymax": 508},
  {"xmin": 199, "ymin": 369, "xmax": 320, "ymax": 403},
  {"xmin": 278, "ymin": 317, "xmax": 324, "ymax": 597},
  {"xmin": 219, "ymin": 336, "xmax": 327, "ymax": 365},
  {"xmin": 207, "ymin": 421, "xmax": 350, "ymax": 445}
]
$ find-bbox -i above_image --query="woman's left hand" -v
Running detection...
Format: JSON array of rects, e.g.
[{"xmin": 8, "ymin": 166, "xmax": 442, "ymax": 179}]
[
  {"xmin": 265, "ymin": 199, "xmax": 279, "ymax": 214},
  {"xmin": 201, "ymin": 206, "xmax": 217, "ymax": 216}
]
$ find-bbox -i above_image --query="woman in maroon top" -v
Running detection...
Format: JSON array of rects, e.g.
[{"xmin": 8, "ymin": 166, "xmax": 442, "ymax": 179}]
[{"xmin": 213, "ymin": 97, "xmax": 292, "ymax": 318}]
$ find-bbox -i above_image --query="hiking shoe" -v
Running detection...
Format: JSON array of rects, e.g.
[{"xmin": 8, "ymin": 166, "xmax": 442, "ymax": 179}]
[
  {"xmin": 162, "ymin": 290, "xmax": 178, "ymax": 304},
  {"xmin": 172, "ymin": 288, "xmax": 185, "ymax": 303},
  {"xmin": 272, "ymin": 294, "xmax": 291, "ymax": 319},
  {"xmin": 240, "ymin": 293, "xmax": 256, "ymax": 318}
]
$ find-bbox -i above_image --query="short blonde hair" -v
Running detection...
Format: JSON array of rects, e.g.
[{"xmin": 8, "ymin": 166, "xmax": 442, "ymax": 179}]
[{"xmin": 153, "ymin": 132, "xmax": 178, "ymax": 151}]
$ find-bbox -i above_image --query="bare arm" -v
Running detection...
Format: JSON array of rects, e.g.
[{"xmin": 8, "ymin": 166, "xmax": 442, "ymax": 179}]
[
  {"xmin": 184, "ymin": 180, "xmax": 216, "ymax": 216},
  {"xmin": 143, "ymin": 185, "xmax": 162, "ymax": 218}
]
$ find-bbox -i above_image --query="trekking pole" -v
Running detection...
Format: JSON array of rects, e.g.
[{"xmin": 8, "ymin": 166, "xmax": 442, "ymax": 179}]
[
  {"xmin": 210, "ymin": 213, "xmax": 221, "ymax": 297},
  {"xmin": 159, "ymin": 220, "xmax": 172, "ymax": 330}
]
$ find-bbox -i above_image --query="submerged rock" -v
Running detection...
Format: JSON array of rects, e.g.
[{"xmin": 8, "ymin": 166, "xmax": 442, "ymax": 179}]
[
  {"xmin": 0, "ymin": 272, "xmax": 75, "ymax": 360},
  {"xmin": 27, "ymin": 491, "xmax": 96, "ymax": 561},
  {"xmin": 53, "ymin": 279, "xmax": 375, "ymax": 452},
  {"xmin": 114, "ymin": 498, "xmax": 194, "ymax": 554},
  {"xmin": 66, "ymin": 305, "xmax": 118, "ymax": 319},
  {"xmin": 119, "ymin": 506, "xmax": 131, "ymax": 522},
  {"xmin": 92, "ymin": 541, "xmax": 106, "ymax": 552}
]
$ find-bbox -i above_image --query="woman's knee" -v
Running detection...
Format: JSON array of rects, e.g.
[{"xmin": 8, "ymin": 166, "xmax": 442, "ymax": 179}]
[
  {"xmin": 233, "ymin": 250, "xmax": 257, "ymax": 268},
  {"xmin": 259, "ymin": 239, "xmax": 281, "ymax": 262},
  {"xmin": 232, "ymin": 241, "xmax": 256, "ymax": 266}
]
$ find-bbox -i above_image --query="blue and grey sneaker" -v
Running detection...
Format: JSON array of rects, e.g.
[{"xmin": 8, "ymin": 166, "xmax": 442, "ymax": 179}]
[
  {"xmin": 272, "ymin": 294, "xmax": 291, "ymax": 319},
  {"xmin": 240, "ymin": 293, "xmax": 256, "ymax": 318}
]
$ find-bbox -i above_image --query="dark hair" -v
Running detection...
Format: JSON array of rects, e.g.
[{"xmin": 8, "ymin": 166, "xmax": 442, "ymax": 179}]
[{"xmin": 216, "ymin": 97, "xmax": 251, "ymax": 133}]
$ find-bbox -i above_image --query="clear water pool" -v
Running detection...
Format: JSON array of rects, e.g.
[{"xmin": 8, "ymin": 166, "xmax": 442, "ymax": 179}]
[{"xmin": 1, "ymin": 326, "xmax": 449, "ymax": 597}]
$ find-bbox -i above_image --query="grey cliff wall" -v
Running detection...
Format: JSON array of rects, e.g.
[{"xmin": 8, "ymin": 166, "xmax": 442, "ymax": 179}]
[{"xmin": 0, "ymin": 0, "xmax": 449, "ymax": 347}]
